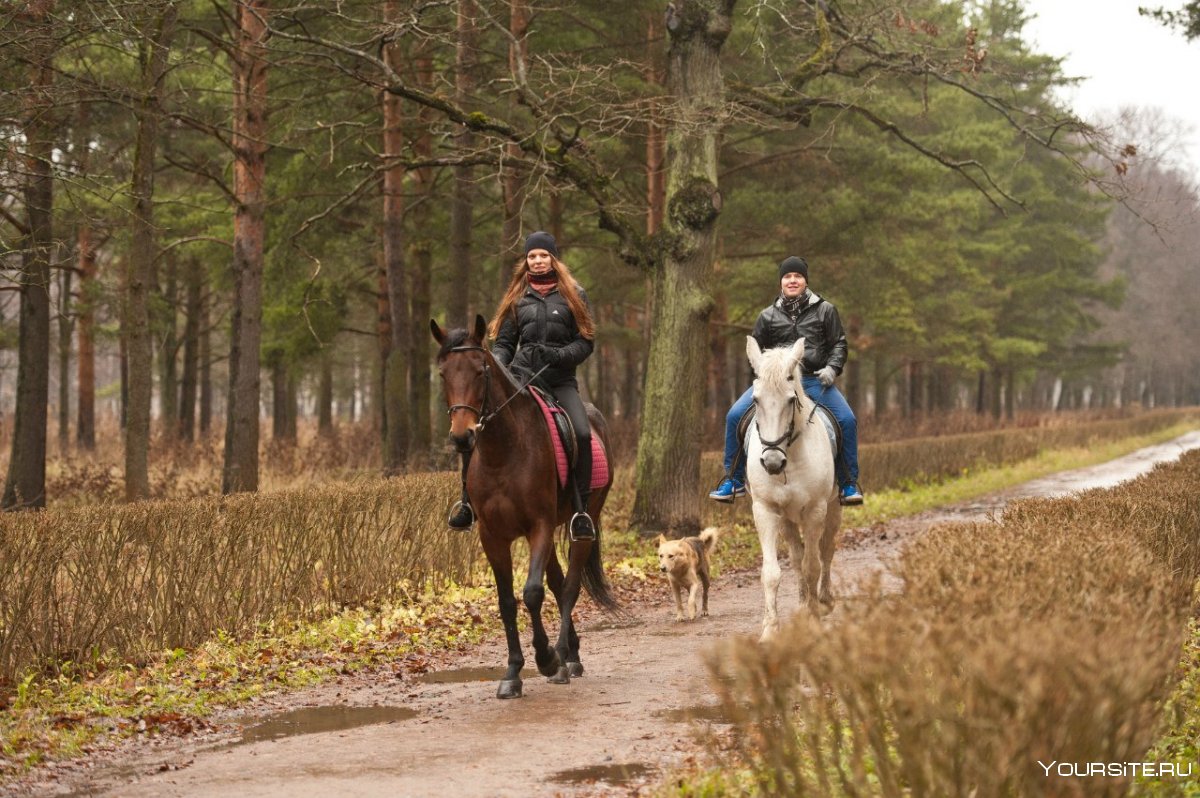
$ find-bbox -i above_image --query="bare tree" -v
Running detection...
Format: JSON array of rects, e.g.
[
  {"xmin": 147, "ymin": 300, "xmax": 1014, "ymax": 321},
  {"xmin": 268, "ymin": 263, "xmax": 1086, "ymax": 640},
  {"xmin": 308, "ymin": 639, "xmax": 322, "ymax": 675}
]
[
  {"xmin": 3, "ymin": 0, "xmax": 57, "ymax": 511},
  {"xmin": 222, "ymin": 0, "xmax": 270, "ymax": 494},
  {"xmin": 124, "ymin": 0, "xmax": 178, "ymax": 501}
]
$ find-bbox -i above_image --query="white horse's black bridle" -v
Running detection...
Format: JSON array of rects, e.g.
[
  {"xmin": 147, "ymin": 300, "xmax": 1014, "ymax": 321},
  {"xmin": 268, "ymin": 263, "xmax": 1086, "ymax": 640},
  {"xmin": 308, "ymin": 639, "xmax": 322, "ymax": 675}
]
[{"xmin": 756, "ymin": 391, "xmax": 801, "ymax": 460}]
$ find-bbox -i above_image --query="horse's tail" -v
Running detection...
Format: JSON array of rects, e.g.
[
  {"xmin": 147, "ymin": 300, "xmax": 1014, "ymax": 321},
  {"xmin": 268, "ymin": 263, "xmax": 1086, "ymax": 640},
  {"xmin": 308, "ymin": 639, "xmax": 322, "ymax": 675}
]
[{"xmin": 581, "ymin": 532, "xmax": 621, "ymax": 613}]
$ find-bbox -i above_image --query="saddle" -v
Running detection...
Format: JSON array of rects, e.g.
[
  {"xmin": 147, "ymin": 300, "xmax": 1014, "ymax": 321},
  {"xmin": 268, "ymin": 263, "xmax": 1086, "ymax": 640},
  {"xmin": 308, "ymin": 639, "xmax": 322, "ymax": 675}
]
[
  {"xmin": 528, "ymin": 386, "xmax": 610, "ymax": 491},
  {"xmin": 733, "ymin": 401, "xmax": 841, "ymax": 474}
]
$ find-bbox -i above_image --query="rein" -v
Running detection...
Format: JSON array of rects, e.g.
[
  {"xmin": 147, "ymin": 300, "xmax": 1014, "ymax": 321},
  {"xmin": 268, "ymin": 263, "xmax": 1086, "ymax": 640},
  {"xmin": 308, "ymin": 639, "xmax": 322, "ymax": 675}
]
[{"xmin": 446, "ymin": 345, "xmax": 550, "ymax": 432}]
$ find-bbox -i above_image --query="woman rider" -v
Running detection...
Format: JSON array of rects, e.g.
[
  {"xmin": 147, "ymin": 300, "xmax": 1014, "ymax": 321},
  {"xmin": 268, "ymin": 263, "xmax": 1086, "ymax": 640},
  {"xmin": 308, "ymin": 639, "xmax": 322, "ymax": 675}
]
[{"xmin": 447, "ymin": 231, "xmax": 599, "ymax": 540}]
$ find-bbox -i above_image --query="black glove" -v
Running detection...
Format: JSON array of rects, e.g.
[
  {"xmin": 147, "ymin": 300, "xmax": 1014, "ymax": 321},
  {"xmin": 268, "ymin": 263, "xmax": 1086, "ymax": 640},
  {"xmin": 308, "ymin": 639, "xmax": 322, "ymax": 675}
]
[{"xmin": 541, "ymin": 345, "xmax": 563, "ymax": 366}]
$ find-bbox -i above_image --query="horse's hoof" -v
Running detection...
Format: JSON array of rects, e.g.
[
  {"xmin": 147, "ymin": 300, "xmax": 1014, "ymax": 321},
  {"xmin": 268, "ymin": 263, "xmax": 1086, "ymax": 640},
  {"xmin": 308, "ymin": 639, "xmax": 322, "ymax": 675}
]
[
  {"xmin": 566, "ymin": 661, "xmax": 584, "ymax": 678},
  {"xmin": 548, "ymin": 665, "xmax": 570, "ymax": 685},
  {"xmin": 535, "ymin": 650, "xmax": 561, "ymax": 678},
  {"xmin": 496, "ymin": 679, "xmax": 523, "ymax": 699}
]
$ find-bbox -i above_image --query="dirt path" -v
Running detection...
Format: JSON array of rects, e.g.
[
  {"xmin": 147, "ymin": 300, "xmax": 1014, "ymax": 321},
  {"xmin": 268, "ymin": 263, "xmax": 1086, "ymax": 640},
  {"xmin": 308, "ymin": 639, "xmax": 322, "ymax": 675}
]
[{"xmin": 11, "ymin": 432, "xmax": 1200, "ymax": 798}]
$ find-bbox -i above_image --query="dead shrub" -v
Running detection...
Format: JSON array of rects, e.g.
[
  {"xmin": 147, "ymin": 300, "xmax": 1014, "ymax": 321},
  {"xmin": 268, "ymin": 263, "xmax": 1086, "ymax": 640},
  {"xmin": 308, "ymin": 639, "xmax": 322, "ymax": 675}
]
[
  {"xmin": 709, "ymin": 449, "xmax": 1199, "ymax": 797},
  {"xmin": 0, "ymin": 473, "xmax": 478, "ymax": 682}
]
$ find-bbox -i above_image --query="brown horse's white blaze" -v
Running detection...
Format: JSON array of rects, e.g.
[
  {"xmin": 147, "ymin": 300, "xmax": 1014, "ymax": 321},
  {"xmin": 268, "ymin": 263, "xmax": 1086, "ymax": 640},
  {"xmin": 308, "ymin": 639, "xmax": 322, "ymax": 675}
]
[{"xmin": 431, "ymin": 314, "xmax": 620, "ymax": 699}]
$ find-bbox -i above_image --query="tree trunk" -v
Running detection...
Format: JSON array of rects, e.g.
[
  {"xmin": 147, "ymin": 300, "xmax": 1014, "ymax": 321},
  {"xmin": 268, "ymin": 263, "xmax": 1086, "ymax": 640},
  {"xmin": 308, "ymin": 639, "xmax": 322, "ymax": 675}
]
[
  {"xmin": 446, "ymin": 0, "xmax": 476, "ymax": 330},
  {"xmin": 124, "ymin": 2, "xmax": 176, "ymax": 502},
  {"xmin": 407, "ymin": 53, "xmax": 434, "ymax": 463},
  {"xmin": 874, "ymin": 355, "xmax": 888, "ymax": 418},
  {"xmin": 498, "ymin": 0, "xmax": 529, "ymax": 301},
  {"xmin": 317, "ymin": 351, "xmax": 334, "ymax": 436},
  {"xmin": 159, "ymin": 252, "xmax": 179, "ymax": 443},
  {"xmin": 198, "ymin": 288, "xmax": 212, "ymax": 435},
  {"xmin": 76, "ymin": 224, "xmax": 97, "ymax": 450},
  {"xmin": 222, "ymin": 0, "xmax": 269, "ymax": 494},
  {"xmin": 631, "ymin": 0, "xmax": 734, "ymax": 537},
  {"xmin": 3, "ymin": 0, "xmax": 55, "ymax": 510},
  {"xmin": 381, "ymin": 0, "xmax": 410, "ymax": 474},
  {"xmin": 1004, "ymin": 368, "xmax": 1016, "ymax": 420},
  {"xmin": 271, "ymin": 358, "xmax": 289, "ymax": 441},
  {"xmin": 179, "ymin": 260, "xmax": 201, "ymax": 441},
  {"xmin": 57, "ymin": 244, "xmax": 73, "ymax": 455}
]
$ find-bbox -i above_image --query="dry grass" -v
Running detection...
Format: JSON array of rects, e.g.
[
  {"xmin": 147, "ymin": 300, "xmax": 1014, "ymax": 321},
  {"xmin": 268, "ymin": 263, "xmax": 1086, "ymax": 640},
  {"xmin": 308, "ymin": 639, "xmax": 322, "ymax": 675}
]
[
  {"xmin": 0, "ymin": 473, "xmax": 478, "ymax": 685},
  {"xmin": 706, "ymin": 450, "xmax": 1200, "ymax": 797}
]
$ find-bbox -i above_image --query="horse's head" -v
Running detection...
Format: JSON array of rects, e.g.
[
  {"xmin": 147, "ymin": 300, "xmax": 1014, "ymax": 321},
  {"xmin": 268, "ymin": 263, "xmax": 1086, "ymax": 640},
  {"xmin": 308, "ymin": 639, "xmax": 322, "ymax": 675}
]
[
  {"xmin": 432, "ymin": 314, "xmax": 492, "ymax": 454},
  {"xmin": 746, "ymin": 336, "xmax": 806, "ymax": 475}
]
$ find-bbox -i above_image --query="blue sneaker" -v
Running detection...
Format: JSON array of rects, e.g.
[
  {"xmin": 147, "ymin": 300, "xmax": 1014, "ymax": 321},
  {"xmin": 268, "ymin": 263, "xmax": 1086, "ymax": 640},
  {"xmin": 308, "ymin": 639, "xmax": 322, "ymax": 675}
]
[
  {"xmin": 708, "ymin": 477, "xmax": 746, "ymax": 503},
  {"xmin": 840, "ymin": 483, "xmax": 864, "ymax": 506}
]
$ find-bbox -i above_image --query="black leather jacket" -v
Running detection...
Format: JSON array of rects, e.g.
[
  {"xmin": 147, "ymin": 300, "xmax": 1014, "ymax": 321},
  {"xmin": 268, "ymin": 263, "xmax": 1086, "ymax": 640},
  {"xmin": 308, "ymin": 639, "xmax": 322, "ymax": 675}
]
[
  {"xmin": 751, "ymin": 290, "xmax": 848, "ymax": 374},
  {"xmin": 491, "ymin": 282, "xmax": 593, "ymax": 386}
]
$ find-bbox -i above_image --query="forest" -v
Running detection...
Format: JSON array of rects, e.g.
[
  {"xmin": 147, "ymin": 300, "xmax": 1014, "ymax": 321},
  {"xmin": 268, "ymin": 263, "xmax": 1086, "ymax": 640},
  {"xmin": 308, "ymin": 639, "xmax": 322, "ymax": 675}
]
[{"xmin": 2, "ymin": 0, "xmax": 1199, "ymax": 533}]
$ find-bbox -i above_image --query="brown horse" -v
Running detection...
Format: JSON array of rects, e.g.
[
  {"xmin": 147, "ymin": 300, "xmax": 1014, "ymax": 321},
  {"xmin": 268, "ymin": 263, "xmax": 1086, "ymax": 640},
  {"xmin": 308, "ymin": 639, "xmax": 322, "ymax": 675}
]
[{"xmin": 431, "ymin": 314, "xmax": 620, "ymax": 699}]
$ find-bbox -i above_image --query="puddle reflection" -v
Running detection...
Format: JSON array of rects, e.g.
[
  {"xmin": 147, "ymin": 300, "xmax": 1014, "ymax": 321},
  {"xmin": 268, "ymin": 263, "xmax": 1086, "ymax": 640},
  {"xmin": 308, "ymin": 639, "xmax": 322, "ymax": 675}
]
[
  {"xmin": 551, "ymin": 762, "xmax": 653, "ymax": 785},
  {"xmin": 654, "ymin": 703, "xmax": 734, "ymax": 724},
  {"xmin": 416, "ymin": 666, "xmax": 506, "ymax": 684}
]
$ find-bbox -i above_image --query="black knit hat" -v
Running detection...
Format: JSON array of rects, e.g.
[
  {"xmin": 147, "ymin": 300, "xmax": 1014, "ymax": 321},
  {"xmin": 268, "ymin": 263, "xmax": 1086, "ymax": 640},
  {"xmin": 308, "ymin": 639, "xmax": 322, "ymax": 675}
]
[
  {"xmin": 524, "ymin": 231, "xmax": 560, "ymax": 260},
  {"xmin": 778, "ymin": 255, "xmax": 809, "ymax": 282}
]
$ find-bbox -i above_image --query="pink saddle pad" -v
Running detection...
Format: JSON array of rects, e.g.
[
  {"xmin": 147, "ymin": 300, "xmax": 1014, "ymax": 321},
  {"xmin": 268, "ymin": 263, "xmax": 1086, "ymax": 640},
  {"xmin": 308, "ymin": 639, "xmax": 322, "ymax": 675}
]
[{"xmin": 529, "ymin": 391, "xmax": 610, "ymax": 490}]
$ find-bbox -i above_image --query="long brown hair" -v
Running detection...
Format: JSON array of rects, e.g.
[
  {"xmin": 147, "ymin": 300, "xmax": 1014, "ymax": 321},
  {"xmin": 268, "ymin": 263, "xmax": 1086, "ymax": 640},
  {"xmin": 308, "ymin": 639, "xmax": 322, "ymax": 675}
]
[{"xmin": 488, "ymin": 254, "xmax": 596, "ymax": 340}]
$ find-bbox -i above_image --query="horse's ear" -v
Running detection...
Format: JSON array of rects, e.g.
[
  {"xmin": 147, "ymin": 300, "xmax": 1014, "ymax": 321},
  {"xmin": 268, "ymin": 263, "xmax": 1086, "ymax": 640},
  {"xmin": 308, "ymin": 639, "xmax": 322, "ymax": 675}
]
[
  {"xmin": 746, "ymin": 336, "xmax": 762, "ymax": 373},
  {"xmin": 473, "ymin": 314, "xmax": 488, "ymax": 343},
  {"xmin": 431, "ymin": 318, "xmax": 446, "ymax": 345}
]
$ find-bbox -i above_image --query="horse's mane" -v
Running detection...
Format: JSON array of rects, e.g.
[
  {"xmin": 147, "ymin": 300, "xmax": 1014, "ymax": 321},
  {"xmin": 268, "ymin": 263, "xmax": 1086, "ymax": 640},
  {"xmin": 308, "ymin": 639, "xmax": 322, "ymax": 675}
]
[{"xmin": 756, "ymin": 346, "xmax": 802, "ymax": 397}]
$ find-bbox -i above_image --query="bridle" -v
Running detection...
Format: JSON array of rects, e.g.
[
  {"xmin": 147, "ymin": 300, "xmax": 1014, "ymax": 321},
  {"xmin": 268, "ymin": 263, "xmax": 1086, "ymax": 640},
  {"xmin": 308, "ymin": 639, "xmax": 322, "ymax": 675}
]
[
  {"xmin": 445, "ymin": 345, "xmax": 494, "ymax": 427},
  {"xmin": 757, "ymin": 391, "xmax": 800, "ymax": 460},
  {"xmin": 756, "ymin": 378, "xmax": 827, "ymax": 469},
  {"xmin": 444, "ymin": 344, "xmax": 549, "ymax": 433}
]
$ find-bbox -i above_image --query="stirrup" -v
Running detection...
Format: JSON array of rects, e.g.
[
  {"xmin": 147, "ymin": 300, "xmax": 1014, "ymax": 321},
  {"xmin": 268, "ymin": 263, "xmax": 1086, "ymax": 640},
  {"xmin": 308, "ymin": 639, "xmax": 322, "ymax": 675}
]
[
  {"xmin": 569, "ymin": 511, "xmax": 596, "ymax": 542},
  {"xmin": 447, "ymin": 500, "xmax": 476, "ymax": 530}
]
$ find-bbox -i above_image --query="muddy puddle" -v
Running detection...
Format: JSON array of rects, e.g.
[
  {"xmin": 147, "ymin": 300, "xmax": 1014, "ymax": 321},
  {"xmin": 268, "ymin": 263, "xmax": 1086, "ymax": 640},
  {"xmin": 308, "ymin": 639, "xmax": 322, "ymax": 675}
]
[
  {"xmin": 237, "ymin": 705, "xmax": 417, "ymax": 745},
  {"xmin": 550, "ymin": 762, "xmax": 654, "ymax": 786},
  {"xmin": 654, "ymin": 703, "xmax": 734, "ymax": 724},
  {"xmin": 416, "ymin": 666, "xmax": 506, "ymax": 684}
]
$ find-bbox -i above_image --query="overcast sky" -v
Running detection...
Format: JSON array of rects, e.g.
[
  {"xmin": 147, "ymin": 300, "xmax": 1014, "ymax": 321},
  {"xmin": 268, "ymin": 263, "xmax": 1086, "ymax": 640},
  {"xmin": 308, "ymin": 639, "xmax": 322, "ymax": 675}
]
[{"xmin": 1021, "ymin": 0, "xmax": 1200, "ymax": 176}]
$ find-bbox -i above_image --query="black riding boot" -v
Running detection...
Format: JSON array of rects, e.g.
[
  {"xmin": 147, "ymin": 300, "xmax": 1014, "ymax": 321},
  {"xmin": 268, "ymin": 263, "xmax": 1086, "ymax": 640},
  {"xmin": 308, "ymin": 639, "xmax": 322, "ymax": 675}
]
[
  {"xmin": 447, "ymin": 452, "xmax": 475, "ymax": 530},
  {"xmin": 569, "ymin": 442, "xmax": 595, "ymax": 541}
]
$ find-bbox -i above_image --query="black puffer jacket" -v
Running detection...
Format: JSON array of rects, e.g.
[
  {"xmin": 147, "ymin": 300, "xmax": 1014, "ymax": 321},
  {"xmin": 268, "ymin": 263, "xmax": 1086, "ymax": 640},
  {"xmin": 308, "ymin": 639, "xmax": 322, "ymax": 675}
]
[
  {"xmin": 491, "ymin": 282, "xmax": 593, "ymax": 386},
  {"xmin": 751, "ymin": 290, "xmax": 848, "ymax": 374}
]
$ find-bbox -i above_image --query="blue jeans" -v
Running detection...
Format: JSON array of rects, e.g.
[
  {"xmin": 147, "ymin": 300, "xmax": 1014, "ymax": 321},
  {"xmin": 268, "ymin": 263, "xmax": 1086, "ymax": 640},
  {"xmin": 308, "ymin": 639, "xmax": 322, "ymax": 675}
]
[{"xmin": 722, "ymin": 377, "xmax": 859, "ymax": 487}]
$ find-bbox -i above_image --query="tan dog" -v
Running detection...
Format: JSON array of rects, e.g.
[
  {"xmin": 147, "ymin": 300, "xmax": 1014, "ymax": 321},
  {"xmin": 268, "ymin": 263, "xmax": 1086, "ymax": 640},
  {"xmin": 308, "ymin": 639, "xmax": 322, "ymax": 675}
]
[{"xmin": 656, "ymin": 527, "xmax": 720, "ymax": 621}]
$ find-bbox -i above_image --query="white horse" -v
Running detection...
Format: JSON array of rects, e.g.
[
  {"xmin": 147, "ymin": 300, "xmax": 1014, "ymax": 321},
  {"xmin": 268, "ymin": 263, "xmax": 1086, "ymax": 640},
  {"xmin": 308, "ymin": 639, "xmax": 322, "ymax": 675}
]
[{"xmin": 745, "ymin": 336, "xmax": 843, "ymax": 642}]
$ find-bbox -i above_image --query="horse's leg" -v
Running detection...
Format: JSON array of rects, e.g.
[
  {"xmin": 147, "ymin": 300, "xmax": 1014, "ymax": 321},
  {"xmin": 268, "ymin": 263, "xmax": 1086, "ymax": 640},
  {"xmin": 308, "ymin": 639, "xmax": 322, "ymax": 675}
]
[
  {"xmin": 752, "ymin": 501, "xmax": 785, "ymax": 642},
  {"xmin": 819, "ymin": 499, "xmax": 843, "ymax": 606},
  {"xmin": 482, "ymin": 537, "xmax": 524, "ymax": 699},
  {"xmin": 547, "ymin": 537, "xmax": 593, "ymax": 683},
  {"xmin": 545, "ymin": 543, "xmax": 584, "ymax": 679},
  {"xmin": 800, "ymin": 501, "xmax": 828, "ymax": 616},
  {"xmin": 781, "ymin": 520, "xmax": 804, "ymax": 601},
  {"xmin": 523, "ymin": 524, "xmax": 561, "ymax": 680}
]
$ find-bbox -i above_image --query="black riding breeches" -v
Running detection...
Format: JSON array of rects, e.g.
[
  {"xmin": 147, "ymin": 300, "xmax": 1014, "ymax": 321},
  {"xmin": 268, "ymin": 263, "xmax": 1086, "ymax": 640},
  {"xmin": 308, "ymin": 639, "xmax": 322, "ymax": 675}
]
[{"xmin": 550, "ymin": 383, "xmax": 592, "ymax": 496}]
